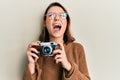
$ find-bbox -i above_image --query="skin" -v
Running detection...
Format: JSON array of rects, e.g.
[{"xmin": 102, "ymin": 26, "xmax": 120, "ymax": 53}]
[
  {"xmin": 27, "ymin": 6, "xmax": 71, "ymax": 74},
  {"xmin": 45, "ymin": 6, "xmax": 67, "ymax": 42}
]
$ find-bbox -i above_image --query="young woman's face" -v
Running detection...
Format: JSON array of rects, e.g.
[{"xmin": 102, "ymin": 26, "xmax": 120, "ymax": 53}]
[{"xmin": 45, "ymin": 6, "xmax": 67, "ymax": 39}]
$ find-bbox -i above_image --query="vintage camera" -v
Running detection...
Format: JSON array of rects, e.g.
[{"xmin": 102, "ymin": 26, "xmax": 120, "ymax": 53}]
[{"xmin": 38, "ymin": 42, "xmax": 57, "ymax": 56}]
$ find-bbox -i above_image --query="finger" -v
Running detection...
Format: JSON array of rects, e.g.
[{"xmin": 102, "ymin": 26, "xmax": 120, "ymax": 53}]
[
  {"xmin": 55, "ymin": 58, "xmax": 62, "ymax": 64},
  {"xmin": 33, "ymin": 41, "xmax": 41, "ymax": 45},
  {"xmin": 54, "ymin": 54, "xmax": 62, "ymax": 60},
  {"xmin": 29, "ymin": 52, "xmax": 39, "ymax": 59},
  {"xmin": 35, "ymin": 57, "xmax": 39, "ymax": 62},
  {"xmin": 57, "ymin": 43, "xmax": 64, "ymax": 50},
  {"xmin": 28, "ymin": 47, "xmax": 38, "ymax": 54},
  {"xmin": 53, "ymin": 49, "xmax": 62, "ymax": 55},
  {"xmin": 27, "ymin": 52, "xmax": 39, "ymax": 63},
  {"xmin": 28, "ymin": 41, "xmax": 41, "ymax": 48}
]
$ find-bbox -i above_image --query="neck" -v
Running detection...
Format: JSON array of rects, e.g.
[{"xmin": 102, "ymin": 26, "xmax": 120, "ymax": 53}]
[{"xmin": 50, "ymin": 37, "xmax": 64, "ymax": 44}]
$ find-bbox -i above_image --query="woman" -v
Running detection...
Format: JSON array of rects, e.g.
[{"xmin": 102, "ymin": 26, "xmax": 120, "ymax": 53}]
[{"xmin": 23, "ymin": 2, "xmax": 91, "ymax": 80}]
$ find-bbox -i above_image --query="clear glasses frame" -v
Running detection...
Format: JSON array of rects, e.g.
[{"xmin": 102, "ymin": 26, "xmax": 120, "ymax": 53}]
[{"xmin": 46, "ymin": 12, "xmax": 67, "ymax": 20}]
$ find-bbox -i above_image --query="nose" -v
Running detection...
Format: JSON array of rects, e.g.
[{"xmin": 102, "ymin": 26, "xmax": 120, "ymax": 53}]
[{"xmin": 54, "ymin": 14, "xmax": 60, "ymax": 21}]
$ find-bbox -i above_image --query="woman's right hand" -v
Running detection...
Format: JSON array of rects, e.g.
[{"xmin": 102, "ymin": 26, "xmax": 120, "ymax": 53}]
[
  {"xmin": 26, "ymin": 41, "xmax": 40, "ymax": 74},
  {"xmin": 27, "ymin": 41, "xmax": 40, "ymax": 64}
]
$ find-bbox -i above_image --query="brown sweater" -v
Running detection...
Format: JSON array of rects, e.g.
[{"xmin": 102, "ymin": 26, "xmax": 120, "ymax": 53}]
[{"xmin": 23, "ymin": 42, "xmax": 91, "ymax": 80}]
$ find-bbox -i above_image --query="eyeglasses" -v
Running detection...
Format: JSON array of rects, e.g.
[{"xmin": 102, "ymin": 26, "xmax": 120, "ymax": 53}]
[{"xmin": 46, "ymin": 12, "xmax": 67, "ymax": 20}]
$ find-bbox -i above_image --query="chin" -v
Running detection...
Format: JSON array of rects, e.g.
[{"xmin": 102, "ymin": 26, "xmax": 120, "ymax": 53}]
[{"xmin": 52, "ymin": 34, "xmax": 63, "ymax": 38}]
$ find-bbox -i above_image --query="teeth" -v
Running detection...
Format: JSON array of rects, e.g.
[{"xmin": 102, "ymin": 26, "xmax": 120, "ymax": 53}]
[
  {"xmin": 53, "ymin": 24, "xmax": 61, "ymax": 29},
  {"xmin": 54, "ymin": 25, "xmax": 61, "ymax": 29},
  {"xmin": 54, "ymin": 24, "xmax": 60, "ymax": 26}
]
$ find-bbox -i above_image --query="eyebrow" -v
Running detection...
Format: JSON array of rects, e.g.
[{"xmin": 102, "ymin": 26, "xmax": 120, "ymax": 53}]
[{"xmin": 47, "ymin": 12, "xmax": 66, "ymax": 14}]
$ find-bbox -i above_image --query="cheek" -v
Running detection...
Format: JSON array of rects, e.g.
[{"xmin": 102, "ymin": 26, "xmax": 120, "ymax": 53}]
[
  {"xmin": 62, "ymin": 21, "xmax": 67, "ymax": 31},
  {"xmin": 45, "ymin": 20, "xmax": 50, "ymax": 26},
  {"xmin": 45, "ymin": 19, "xmax": 52, "ymax": 29}
]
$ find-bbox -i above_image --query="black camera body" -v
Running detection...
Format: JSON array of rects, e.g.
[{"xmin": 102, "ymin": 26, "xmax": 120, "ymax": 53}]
[{"xmin": 38, "ymin": 42, "xmax": 57, "ymax": 56}]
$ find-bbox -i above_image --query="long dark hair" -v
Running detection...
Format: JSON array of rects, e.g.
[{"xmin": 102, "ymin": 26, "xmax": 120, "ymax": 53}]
[{"xmin": 39, "ymin": 2, "xmax": 75, "ymax": 44}]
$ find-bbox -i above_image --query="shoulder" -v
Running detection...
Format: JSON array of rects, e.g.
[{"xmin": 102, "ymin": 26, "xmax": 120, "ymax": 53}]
[
  {"xmin": 66, "ymin": 42, "xmax": 85, "ymax": 51},
  {"xmin": 71, "ymin": 42, "xmax": 84, "ymax": 49},
  {"xmin": 71, "ymin": 42, "xmax": 86, "ymax": 58},
  {"xmin": 65, "ymin": 42, "xmax": 86, "ymax": 59}
]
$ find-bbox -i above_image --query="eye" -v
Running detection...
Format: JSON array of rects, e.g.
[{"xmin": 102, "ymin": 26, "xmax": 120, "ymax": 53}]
[
  {"xmin": 60, "ymin": 12, "xmax": 67, "ymax": 18},
  {"xmin": 47, "ymin": 12, "xmax": 55, "ymax": 17}
]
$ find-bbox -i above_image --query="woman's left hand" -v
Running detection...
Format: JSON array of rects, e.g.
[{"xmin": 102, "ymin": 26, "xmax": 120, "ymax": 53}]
[{"xmin": 53, "ymin": 43, "xmax": 71, "ymax": 71}]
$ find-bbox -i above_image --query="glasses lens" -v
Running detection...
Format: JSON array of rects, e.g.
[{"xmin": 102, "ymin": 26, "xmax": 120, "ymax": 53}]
[
  {"xmin": 60, "ymin": 12, "xmax": 67, "ymax": 19},
  {"xmin": 46, "ymin": 12, "xmax": 67, "ymax": 20},
  {"xmin": 47, "ymin": 12, "xmax": 55, "ymax": 19}
]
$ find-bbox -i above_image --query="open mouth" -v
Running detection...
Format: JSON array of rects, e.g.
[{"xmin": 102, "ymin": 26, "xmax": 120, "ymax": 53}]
[{"xmin": 53, "ymin": 24, "xmax": 61, "ymax": 31}]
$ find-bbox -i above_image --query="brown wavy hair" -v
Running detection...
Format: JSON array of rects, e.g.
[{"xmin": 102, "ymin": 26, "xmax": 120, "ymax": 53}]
[{"xmin": 39, "ymin": 2, "xmax": 75, "ymax": 44}]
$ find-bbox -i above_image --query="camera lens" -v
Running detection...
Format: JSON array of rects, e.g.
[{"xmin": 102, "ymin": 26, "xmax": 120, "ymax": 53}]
[{"xmin": 42, "ymin": 46, "xmax": 52, "ymax": 55}]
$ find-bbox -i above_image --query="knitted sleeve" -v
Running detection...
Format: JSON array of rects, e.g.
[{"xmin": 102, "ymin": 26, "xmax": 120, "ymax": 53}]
[
  {"xmin": 23, "ymin": 64, "xmax": 37, "ymax": 80},
  {"xmin": 62, "ymin": 43, "xmax": 91, "ymax": 80},
  {"xmin": 23, "ymin": 62, "xmax": 42, "ymax": 80}
]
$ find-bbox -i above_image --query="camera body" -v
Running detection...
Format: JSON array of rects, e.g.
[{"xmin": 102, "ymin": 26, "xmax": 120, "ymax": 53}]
[{"xmin": 38, "ymin": 42, "xmax": 57, "ymax": 56}]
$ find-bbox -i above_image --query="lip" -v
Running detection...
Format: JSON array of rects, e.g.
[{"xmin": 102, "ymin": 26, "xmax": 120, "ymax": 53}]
[
  {"xmin": 52, "ymin": 23, "xmax": 61, "ymax": 27},
  {"xmin": 52, "ymin": 23, "xmax": 62, "ymax": 32}
]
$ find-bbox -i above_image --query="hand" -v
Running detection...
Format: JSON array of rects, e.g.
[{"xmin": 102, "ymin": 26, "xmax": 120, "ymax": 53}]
[
  {"xmin": 26, "ymin": 41, "xmax": 40, "ymax": 74},
  {"xmin": 53, "ymin": 43, "xmax": 71, "ymax": 71},
  {"xmin": 27, "ymin": 41, "xmax": 40, "ymax": 64}
]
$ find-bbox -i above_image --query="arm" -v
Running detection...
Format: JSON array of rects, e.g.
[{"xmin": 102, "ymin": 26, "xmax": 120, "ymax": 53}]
[
  {"xmin": 23, "ymin": 41, "xmax": 41, "ymax": 80},
  {"xmin": 23, "ymin": 63, "xmax": 37, "ymax": 80},
  {"xmin": 23, "ymin": 62, "xmax": 42, "ymax": 80},
  {"xmin": 62, "ymin": 43, "xmax": 91, "ymax": 80}
]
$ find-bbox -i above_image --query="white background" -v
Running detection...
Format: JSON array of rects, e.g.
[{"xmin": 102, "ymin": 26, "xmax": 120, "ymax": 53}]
[{"xmin": 0, "ymin": 0, "xmax": 120, "ymax": 80}]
